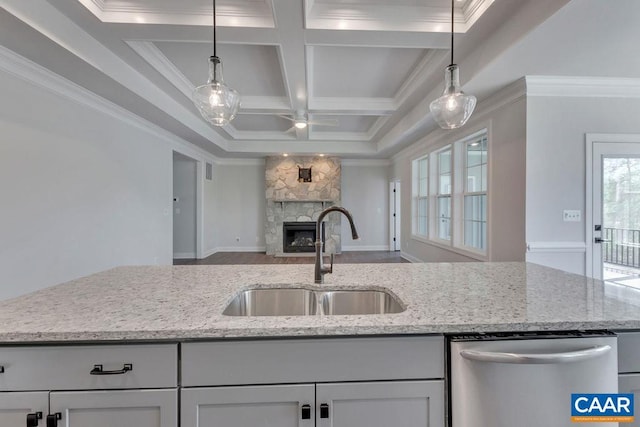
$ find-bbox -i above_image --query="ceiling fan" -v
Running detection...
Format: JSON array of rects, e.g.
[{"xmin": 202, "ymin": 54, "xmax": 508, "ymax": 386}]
[{"xmin": 278, "ymin": 111, "xmax": 339, "ymax": 132}]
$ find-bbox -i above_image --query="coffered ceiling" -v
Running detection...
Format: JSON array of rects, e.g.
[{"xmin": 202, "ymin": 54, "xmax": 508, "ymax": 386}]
[{"xmin": 1, "ymin": 0, "xmax": 615, "ymax": 158}]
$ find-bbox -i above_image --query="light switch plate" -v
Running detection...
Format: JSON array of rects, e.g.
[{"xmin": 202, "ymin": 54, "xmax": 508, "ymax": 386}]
[{"xmin": 563, "ymin": 210, "xmax": 581, "ymax": 222}]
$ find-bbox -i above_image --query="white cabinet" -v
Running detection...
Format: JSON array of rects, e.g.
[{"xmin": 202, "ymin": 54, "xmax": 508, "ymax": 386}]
[
  {"xmin": 0, "ymin": 344, "xmax": 178, "ymax": 427},
  {"xmin": 181, "ymin": 381, "xmax": 444, "ymax": 427},
  {"xmin": 48, "ymin": 389, "xmax": 177, "ymax": 427},
  {"xmin": 0, "ymin": 392, "xmax": 48, "ymax": 426},
  {"xmin": 0, "ymin": 337, "xmax": 445, "ymax": 427},
  {"xmin": 316, "ymin": 381, "xmax": 444, "ymax": 427},
  {"xmin": 182, "ymin": 384, "xmax": 315, "ymax": 427},
  {"xmin": 180, "ymin": 337, "xmax": 446, "ymax": 427}
]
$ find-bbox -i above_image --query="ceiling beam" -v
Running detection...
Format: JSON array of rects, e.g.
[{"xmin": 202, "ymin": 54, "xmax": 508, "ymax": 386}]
[{"xmin": 271, "ymin": 0, "xmax": 309, "ymax": 141}]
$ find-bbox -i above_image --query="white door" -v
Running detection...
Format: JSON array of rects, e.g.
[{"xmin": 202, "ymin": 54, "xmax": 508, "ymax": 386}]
[
  {"xmin": 181, "ymin": 384, "xmax": 315, "ymax": 427},
  {"xmin": 588, "ymin": 137, "xmax": 640, "ymax": 280},
  {"xmin": 173, "ymin": 151, "xmax": 201, "ymax": 260},
  {"xmin": 316, "ymin": 381, "xmax": 444, "ymax": 427},
  {"xmin": 49, "ymin": 389, "xmax": 177, "ymax": 427},
  {"xmin": 389, "ymin": 181, "xmax": 401, "ymax": 251},
  {"xmin": 0, "ymin": 391, "xmax": 48, "ymax": 426}
]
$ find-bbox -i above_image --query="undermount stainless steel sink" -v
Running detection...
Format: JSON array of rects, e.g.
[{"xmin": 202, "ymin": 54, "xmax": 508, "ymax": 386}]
[
  {"xmin": 319, "ymin": 290, "xmax": 404, "ymax": 315},
  {"xmin": 222, "ymin": 288, "xmax": 317, "ymax": 316},
  {"xmin": 223, "ymin": 287, "xmax": 404, "ymax": 316}
]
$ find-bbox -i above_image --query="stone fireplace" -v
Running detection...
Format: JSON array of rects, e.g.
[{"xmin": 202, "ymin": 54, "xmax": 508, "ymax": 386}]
[{"xmin": 265, "ymin": 156, "xmax": 341, "ymax": 255}]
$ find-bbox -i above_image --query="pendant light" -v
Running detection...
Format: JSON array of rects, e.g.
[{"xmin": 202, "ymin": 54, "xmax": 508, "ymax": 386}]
[
  {"xmin": 193, "ymin": 0, "xmax": 240, "ymax": 126},
  {"xmin": 429, "ymin": 0, "xmax": 476, "ymax": 129}
]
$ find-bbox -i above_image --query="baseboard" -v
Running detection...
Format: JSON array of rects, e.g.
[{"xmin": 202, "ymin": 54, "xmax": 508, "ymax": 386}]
[
  {"xmin": 173, "ymin": 252, "xmax": 196, "ymax": 259},
  {"xmin": 214, "ymin": 246, "xmax": 266, "ymax": 253},
  {"xmin": 526, "ymin": 241, "xmax": 587, "ymax": 253},
  {"xmin": 342, "ymin": 245, "xmax": 390, "ymax": 251},
  {"xmin": 202, "ymin": 247, "xmax": 218, "ymax": 258},
  {"xmin": 400, "ymin": 251, "xmax": 423, "ymax": 263}
]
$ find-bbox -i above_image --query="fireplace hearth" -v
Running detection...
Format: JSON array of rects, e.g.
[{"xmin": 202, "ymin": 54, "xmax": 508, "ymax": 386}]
[{"xmin": 283, "ymin": 222, "xmax": 325, "ymax": 253}]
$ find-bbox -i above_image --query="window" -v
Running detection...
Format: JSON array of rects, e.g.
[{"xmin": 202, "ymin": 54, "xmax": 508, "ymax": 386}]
[
  {"xmin": 412, "ymin": 155, "xmax": 429, "ymax": 237},
  {"xmin": 437, "ymin": 147, "xmax": 452, "ymax": 241},
  {"xmin": 463, "ymin": 134, "xmax": 487, "ymax": 251},
  {"xmin": 409, "ymin": 128, "xmax": 489, "ymax": 258}
]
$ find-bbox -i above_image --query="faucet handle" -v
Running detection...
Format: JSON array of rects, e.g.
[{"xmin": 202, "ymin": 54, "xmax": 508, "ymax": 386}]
[{"xmin": 328, "ymin": 253, "xmax": 334, "ymax": 274}]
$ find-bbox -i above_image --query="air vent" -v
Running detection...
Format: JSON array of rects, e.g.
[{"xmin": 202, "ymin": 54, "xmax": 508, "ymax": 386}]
[{"xmin": 206, "ymin": 162, "xmax": 212, "ymax": 180}]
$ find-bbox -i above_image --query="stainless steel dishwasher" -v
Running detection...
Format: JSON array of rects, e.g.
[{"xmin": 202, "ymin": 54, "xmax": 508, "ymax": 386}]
[{"xmin": 450, "ymin": 331, "xmax": 618, "ymax": 427}]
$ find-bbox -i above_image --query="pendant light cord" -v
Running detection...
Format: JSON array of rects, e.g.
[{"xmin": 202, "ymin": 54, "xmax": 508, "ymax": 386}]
[
  {"xmin": 212, "ymin": 0, "xmax": 217, "ymax": 57},
  {"xmin": 450, "ymin": 0, "xmax": 454, "ymax": 65}
]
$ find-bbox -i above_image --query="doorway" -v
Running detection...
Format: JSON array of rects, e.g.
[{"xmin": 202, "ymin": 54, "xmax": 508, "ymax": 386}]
[
  {"xmin": 587, "ymin": 135, "xmax": 640, "ymax": 284},
  {"xmin": 389, "ymin": 180, "xmax": 401, "ymax": 251},
  {"xmin": 173, "ymin": 151, "xmax": 198, "ymax": 259}
]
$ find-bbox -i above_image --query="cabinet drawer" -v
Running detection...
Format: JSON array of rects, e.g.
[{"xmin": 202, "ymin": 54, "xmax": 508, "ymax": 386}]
[
  {"xmin": 182, "ymin": 336, "xmax": 444, "ymax": 386},
  {"xmin": 618, "ymin": 332, "xmax": 640, "ymax": 373},
  {"xmin": 0, "ymin": 344, "xmax": 177, "ymax": 391}
]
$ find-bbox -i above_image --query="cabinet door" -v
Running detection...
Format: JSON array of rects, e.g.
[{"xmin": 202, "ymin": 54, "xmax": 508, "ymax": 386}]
[
  {"xmin": 316, "ymin": 380, "xmax": 444, "ymax": 427},
  {"xmin": 0, "ymin": 391, "xmax": 48, "ymax": 426},
  {"xmin": 49, "ymin": 389, "xmax": 177, "ymax": 427},
  {"xmin": 619, "ymin": 374, "xmax": 640, "ymax": 427},
  {"xmin": 181, "ymin": 384, "xmax": 315, "ymax": 427}
]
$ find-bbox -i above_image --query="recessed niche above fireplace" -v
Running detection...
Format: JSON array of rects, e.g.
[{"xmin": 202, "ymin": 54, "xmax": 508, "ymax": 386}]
[{"xmin": 283, "ymin": 222, "xmax": 325, "ymax": 253}]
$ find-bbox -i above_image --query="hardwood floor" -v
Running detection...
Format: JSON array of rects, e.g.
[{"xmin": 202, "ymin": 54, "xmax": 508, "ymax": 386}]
[{"xmin": 174, "ymin": 251, "xmax": 408, "ymax": 265}]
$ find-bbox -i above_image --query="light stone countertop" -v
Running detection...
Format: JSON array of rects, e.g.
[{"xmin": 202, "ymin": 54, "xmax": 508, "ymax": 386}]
[{"xmin": 0, "ymin": 262, "xmax": 639, "ymax": 343}]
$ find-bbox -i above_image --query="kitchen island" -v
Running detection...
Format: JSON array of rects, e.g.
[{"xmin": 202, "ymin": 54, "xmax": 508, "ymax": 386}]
[
  {"xmin": 0, "ymin": 262, "xmax": 639, "ymax": 342},
  {"xmin": 1, "ymin": 262, "xmax": 639, "ymax": 427}
]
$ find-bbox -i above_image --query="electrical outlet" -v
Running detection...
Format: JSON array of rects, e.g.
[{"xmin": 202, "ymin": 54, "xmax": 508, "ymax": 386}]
[{"xmin": 563, "ymin": 210, "xmax": 581, "ymax": 222}]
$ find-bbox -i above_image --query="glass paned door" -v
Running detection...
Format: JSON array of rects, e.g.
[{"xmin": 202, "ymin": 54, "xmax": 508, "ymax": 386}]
[
  {"xmin": 591, "ymin": 140, "xmax": 640, "ymax": 283},
  {"xmin": 601, "ymin": 157, "xmax": 640, "ymax": 286}
]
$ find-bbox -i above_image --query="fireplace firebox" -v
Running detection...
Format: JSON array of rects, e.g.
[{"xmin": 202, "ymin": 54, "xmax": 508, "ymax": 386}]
[{"xmin": 283, "ymin": 222, "xmax": 325, "ymax": 253}]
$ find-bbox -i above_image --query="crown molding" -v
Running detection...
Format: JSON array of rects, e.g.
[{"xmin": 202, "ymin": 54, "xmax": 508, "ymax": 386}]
[
  {"xmin": 214, "ymin": 158, "xmax": 266, "ymax": 166},
  {"xmin": 78, "ymin": 0, "xmax": 275, "ymax": 27},
  {"xmin": 526, "ymin": 76, "xmax": 640, "ymax": 98},
  {"xmin": 341, "ymin": 159, "xmax": 391, "ymax": 167},
  {"xmin": 126, "ymin": 41, "xmax": 193, "ymax": 99},
  {"xmin": 0, "ymin": 45, "xmax": 221, "ymax": 165},
  {"xmin": 305, "ymin": 3, "xmax": 471, "ymax": 32}
]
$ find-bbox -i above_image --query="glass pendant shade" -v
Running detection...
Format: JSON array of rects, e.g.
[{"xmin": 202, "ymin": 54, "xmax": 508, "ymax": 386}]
[
  {"xmin": 193, "ymin": 56, "xmax": 240, "ymax": 127},
  {"xmin": 429, "ymin": 64, "xmax": 476, "ymax": 129}
]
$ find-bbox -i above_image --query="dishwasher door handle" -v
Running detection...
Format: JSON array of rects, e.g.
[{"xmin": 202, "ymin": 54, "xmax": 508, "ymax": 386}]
[{"xmin": 459, "ymin": 345, "xmax": 612, "ymax": 364}]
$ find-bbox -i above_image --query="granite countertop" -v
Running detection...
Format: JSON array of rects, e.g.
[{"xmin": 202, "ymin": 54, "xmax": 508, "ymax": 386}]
[{"xmin": 0, "ymin": 262, "xmax": 639, "ymax": 343}]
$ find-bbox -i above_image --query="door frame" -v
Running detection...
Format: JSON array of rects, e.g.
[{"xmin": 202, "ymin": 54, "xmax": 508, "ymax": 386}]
[
  {"xmin": 389, "ymin": 180, "xmax": 401, "ymax": 251},
  {"xmin": 172, "ymin": 150, "xmax": 202, "ymax": 259},
  {"xmin": 585, "ymin": 133, "xmax": 640, "ymax": 278}
]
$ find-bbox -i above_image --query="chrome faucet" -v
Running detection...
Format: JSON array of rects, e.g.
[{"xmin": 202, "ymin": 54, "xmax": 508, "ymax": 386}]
[{"xmin": 315, "ymin": 206, "xmax": 359, "ymax": 284}]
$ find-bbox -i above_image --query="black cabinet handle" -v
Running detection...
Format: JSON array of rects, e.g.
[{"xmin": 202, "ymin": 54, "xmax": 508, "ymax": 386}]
[
  {"xmin": 90, "ymin": 363, "xmax": 133, "ymax": 375},
  {"xmin": 46, "ymin": 413, "xmax": 61, "ymax": 427},
  {"xmin": 320, "ymin": 403, "xmax": 329, "ymax": 419},
  {"xmin": 26, "ymin": 412, "xmax": 42, "ymax": 427},
  {"xmin": 301, "ymin": 404, "xmax": 311, "ymax": 419},
  {"xmin": 0, "ymin": 365, "xmax": 4, "ymax": 373}
]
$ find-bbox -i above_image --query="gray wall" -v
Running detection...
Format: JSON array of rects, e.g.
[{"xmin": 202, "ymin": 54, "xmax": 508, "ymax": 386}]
[
  {"xmin": 526, "ymin": 95, "xmax": 640, "ymax": 274},
  {"xmin": 341, "ymin": 162, "xmax": 390, "ymax": 250},
  {"xmin": 391, "ymin": 96, "xmax": 526, "ymax": 263},
  {"xmin": 173, "ymin": 152, "xmax": 197, "ymax": 258},
  {"xmin": 212, "ymin": 163, "xmax": 266, "ymax": 251},
  {"xmin": 0, "ymin": 70, "xmax": 173, "ymax": 300},
  {"xmin": 204, "ymin": 161, "xmax": 391, "ymax": 253}
]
